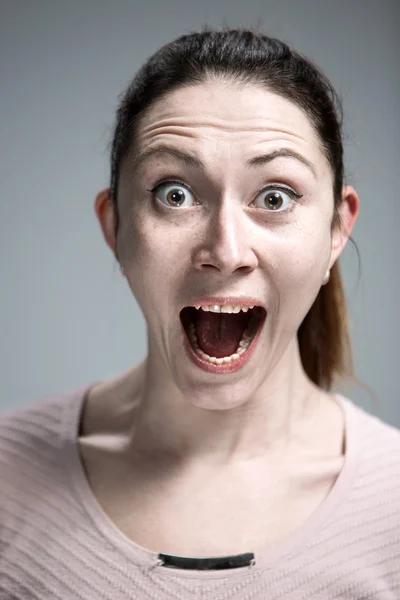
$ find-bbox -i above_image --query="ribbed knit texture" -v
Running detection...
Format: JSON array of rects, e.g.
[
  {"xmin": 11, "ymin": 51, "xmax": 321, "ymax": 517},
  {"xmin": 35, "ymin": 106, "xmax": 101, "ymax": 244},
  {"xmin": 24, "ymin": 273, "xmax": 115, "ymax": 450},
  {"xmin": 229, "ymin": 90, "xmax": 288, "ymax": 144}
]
[{"xmin": 1, "ymin": 383, "xmax": 400, "ymax": 599}]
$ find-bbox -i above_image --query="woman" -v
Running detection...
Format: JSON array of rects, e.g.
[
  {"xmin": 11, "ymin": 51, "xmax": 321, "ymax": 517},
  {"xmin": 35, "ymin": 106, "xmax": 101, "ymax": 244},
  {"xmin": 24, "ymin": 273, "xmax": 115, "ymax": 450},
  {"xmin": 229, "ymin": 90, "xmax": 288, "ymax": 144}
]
[{"xmin": 1, "ymin": 28, "xmax": 400, "ymax": 599}]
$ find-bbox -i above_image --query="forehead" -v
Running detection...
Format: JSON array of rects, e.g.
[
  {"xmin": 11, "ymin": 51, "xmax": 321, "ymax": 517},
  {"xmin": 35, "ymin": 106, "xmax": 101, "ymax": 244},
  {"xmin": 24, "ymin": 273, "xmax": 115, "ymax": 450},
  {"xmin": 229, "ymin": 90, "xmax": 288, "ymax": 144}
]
[{"xmin": 134, "ymin": 80, "xmax": 326, "ymax": 167}]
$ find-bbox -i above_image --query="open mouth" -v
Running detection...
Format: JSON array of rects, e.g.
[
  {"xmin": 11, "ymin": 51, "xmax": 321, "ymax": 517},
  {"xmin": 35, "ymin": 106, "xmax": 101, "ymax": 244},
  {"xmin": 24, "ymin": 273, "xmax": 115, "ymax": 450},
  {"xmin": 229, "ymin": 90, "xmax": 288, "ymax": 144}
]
[{"xmin": 180, "ymin": 306, "xmax": 266, "ymax": 365}]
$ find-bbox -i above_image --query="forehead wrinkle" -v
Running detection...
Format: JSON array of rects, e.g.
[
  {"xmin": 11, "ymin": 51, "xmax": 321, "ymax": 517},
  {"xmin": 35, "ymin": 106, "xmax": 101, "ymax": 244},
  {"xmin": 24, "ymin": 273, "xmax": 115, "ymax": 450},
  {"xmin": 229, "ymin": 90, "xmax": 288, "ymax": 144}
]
[
  {"xmin": 136, "ymin": 114, "xmax": 324, "ymax": 180},
  {"xmin": 137, "ymin": 126, "xmax": 314, "ymax": 168},
  {"xmin": 139, "ymin": 117, "xmax": 308, "ymax": 143},
  {"xmin": 132, "ymin": 133, "xmax": 321, "ymax": 181}
]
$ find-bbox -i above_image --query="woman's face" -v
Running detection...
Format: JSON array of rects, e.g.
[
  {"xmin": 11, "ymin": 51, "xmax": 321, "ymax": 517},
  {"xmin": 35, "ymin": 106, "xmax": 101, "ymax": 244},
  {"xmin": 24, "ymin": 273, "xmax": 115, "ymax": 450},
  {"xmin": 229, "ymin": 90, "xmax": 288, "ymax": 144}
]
[{"xmin": 111, "ymin": 80, "xmax": 356, "ymax": 406}]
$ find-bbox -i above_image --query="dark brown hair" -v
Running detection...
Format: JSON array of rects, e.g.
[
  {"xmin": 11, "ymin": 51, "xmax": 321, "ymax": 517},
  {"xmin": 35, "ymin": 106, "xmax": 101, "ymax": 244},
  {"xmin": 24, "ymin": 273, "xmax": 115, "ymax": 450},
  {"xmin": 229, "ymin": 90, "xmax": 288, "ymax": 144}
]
[{"xmin": 109, "ymin": 28, "xmax": 358, "ymax": 391}]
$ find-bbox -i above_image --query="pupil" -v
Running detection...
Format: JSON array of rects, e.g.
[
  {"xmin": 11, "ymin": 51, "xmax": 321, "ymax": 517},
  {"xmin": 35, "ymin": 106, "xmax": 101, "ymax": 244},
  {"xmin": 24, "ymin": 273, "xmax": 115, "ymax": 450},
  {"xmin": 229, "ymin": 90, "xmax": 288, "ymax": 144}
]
[
  {"xmin": 168, "ymin": 189, "xmax": 185, "ymax": 205},
  {"xmin": 267, "ymin": 192, "xmax": 282, "ymax": 210}
]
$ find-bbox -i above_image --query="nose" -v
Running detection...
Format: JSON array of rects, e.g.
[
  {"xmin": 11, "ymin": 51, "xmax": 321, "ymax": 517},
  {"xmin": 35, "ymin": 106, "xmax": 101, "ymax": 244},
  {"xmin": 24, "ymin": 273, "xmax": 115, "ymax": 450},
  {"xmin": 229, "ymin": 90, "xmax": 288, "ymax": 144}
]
[{"xmin": 192, "ymin": 202, "xmax": 259, "ymax": 276}]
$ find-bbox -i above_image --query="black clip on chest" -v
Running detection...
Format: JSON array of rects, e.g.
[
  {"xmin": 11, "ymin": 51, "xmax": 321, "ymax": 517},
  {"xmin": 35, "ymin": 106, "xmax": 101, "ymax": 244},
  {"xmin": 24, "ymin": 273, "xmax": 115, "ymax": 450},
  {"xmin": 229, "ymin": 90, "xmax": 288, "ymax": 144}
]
[{"xmin": 157, "ymin": 552, "xmax": 255, "ymax": 570}]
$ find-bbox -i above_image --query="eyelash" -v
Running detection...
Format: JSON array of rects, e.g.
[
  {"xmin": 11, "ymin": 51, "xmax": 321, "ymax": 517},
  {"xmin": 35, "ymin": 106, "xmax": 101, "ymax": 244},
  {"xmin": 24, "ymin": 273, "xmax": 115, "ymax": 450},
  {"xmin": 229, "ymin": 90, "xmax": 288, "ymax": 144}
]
[{"xmin": 148, "ymin": 179, "xmax": 303, "ymax": 215}]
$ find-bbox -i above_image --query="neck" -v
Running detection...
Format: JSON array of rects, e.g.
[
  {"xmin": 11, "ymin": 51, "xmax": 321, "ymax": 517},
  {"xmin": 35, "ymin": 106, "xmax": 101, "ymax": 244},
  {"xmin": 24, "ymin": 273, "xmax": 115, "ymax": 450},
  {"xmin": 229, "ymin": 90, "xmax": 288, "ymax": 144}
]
[{"xmin": 126, "ymin": 338, "xmax": 327, "ymax": 467}]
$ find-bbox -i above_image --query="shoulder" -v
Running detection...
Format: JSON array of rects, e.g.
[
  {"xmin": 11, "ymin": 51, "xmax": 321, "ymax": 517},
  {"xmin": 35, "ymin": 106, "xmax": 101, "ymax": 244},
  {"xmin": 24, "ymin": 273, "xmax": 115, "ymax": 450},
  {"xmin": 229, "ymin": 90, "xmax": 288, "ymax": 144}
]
[
  {"xmin": 0, "ymin": 384, "xmax": 89, "ymax": 507},
  {"xmin": 342, "ymin": 395, "xmax": 400, "ymax": 496},
  {"xmin": 0, "ymin": 384, "xmax": 94, "ymax": 553},
  {"xmin": 0, "ymin": 385, "xmax": 93, "ymax": 591},
  {"xmin": 0, "ymin": 387, "xmax": 78, "ymax": 455},
  {"xmin": 349, "ymin": 397, "xmax": 400, "ymax": 448},
  {"xmin": 0, "ymin": 392, "xmax": 64, "ymax": 460}
]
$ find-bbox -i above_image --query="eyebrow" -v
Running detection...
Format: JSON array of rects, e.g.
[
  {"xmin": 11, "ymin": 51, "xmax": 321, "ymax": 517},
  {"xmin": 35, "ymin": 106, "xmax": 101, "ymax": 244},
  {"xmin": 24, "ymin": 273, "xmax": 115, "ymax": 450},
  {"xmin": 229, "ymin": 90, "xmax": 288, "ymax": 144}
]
[
  {"xmin": 132, "ymin": 146, "xmax": 204, "ymax": 171},
  {"xmin": 246, "ymin": 148, "xmax": 317, "ymax": 178},
  {"xmin": 132, "ymin": 144, "xmax": 317, "ymax": 178}
]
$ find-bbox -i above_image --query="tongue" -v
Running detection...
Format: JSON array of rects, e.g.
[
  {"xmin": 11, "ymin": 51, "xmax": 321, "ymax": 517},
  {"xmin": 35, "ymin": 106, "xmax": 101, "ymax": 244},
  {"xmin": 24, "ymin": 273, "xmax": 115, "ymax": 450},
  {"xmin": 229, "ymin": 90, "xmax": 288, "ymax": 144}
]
[{"xmin": 195, "ymin": 311, "xmax": 250, "ymax": 358}]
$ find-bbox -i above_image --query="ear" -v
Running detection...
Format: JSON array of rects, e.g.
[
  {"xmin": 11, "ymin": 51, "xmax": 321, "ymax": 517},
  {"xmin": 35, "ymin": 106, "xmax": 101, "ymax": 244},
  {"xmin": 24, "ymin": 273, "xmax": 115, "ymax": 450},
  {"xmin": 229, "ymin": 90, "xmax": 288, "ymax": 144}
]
[
  {"xmin": 329, "ymin": 185, "xmax": 360, "ymax": 268},
  {"xmin": 94, "ymin": 187, "xmax": 119, "ymax": 259}
]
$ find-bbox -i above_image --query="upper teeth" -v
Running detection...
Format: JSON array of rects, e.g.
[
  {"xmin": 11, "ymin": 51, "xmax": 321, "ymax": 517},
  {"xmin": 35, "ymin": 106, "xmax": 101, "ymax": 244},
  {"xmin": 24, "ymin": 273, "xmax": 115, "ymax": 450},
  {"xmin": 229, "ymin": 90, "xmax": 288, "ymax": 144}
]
[{"xmin": 193, "ymin": 304, "xmax": 254, "ymax": 313}]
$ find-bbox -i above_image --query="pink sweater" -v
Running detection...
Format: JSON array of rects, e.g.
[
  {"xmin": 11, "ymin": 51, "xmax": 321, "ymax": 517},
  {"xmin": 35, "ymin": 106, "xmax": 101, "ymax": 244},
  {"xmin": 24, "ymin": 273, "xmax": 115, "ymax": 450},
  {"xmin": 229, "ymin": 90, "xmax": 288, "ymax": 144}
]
[{"xmin": 1, "ymin": 382, "xmax": 400, "ymax": 599}]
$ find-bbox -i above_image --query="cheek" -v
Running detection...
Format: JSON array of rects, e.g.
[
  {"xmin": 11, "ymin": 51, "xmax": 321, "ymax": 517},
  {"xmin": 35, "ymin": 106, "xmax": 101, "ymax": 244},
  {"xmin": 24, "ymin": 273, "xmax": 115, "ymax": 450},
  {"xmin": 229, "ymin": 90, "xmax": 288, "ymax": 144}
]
[
  {"xmin": 288, "ymin": 237, "xmax": 330, "ymax": 280},
  {"xmin": 271, "ymin": 228, "xmax": 332, "ymax": 325},
  {"xmin": 117, "ymin": 211, "xmax": 190, "ymax": 316}
]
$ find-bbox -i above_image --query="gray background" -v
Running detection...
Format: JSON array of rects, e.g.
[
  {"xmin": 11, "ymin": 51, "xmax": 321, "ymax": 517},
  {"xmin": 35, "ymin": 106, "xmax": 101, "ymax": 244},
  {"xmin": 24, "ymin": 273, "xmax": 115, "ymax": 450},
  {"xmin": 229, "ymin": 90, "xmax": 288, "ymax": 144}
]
[{"xmin": 0, "ymin": 0, "xmax": 399, "ymax": 423}]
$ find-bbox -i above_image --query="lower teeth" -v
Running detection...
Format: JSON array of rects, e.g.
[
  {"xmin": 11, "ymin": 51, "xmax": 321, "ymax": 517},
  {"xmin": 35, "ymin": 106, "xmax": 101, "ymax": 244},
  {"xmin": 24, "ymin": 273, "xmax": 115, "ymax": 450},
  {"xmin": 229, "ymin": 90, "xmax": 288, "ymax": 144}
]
[{"xmin": 187, "ymin": 317, "xmax": 258, "ymax": 365}]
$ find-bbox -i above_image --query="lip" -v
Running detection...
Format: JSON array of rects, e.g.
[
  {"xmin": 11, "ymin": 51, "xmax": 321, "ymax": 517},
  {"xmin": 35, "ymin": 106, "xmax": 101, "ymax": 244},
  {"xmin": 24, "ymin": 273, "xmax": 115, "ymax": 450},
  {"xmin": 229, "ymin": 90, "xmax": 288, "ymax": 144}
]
[
  {"xmin": 180, "ymin": 308, "xmax": 267, "ymax": 374},
  {"xmin": 182, "ymin": 296, "xmax": 265, "ymax": 309}
]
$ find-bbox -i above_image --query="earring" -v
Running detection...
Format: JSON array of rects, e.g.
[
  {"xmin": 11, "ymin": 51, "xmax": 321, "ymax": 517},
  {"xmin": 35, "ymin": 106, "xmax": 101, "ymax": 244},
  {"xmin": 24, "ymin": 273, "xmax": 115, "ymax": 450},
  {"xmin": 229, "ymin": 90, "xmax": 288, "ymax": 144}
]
[{"xmin": 322, "ymin": 269, "xmax": 330, "ymax": 285}]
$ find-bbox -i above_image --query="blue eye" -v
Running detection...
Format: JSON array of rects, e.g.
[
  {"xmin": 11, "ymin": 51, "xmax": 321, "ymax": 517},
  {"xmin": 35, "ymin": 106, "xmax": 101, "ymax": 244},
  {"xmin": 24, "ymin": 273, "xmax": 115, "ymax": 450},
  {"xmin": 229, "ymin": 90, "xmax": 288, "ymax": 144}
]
[
  {"xmin": 254, "ymin": 186, "xmax": 301, "ymax": 213},
  {"xmin": 152, "ymin": 181, "xmax": 195, "ymax": 208}
]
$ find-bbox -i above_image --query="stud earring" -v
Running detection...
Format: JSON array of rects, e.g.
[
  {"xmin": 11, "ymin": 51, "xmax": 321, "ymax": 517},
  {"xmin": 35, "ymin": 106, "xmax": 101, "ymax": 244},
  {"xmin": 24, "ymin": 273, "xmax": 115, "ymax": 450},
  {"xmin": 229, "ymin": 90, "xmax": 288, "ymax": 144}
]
[{"xmin": 322, "ymin": 269, "xmax": 330, "ymax": 285}]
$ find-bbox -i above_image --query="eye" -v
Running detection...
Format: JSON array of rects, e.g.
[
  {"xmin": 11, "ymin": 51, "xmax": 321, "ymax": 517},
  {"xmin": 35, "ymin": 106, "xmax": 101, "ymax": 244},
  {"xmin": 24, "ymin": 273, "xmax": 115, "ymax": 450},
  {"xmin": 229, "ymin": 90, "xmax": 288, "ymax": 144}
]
[
  {"xmin": 152, "ymin": 181, "xmax": 195, "ymax": 208},
  {"xmin": 253, "ymin": 186, "xmax": 301, "ymax": 213}
]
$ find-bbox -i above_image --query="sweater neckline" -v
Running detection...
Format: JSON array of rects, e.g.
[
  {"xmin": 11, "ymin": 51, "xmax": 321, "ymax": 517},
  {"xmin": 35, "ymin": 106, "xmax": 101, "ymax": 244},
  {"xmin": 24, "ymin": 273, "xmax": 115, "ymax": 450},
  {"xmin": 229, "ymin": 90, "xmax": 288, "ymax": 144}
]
[{"xmin": 62, "ymin": 381, "xmax": 361, "ymax": 580}]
